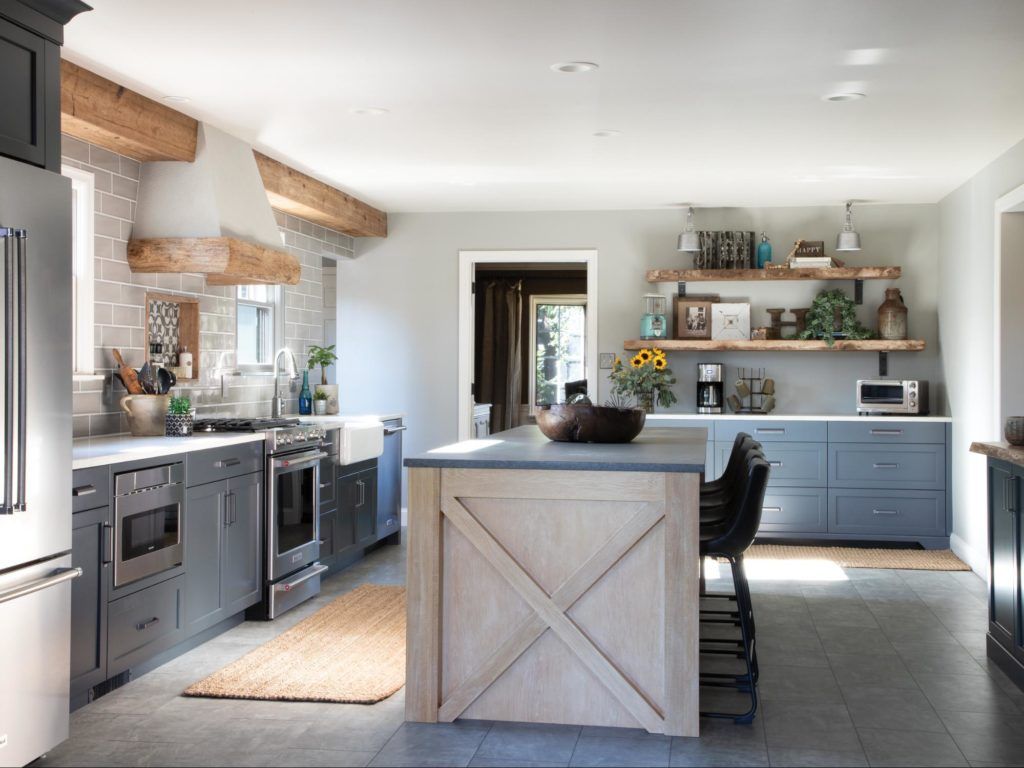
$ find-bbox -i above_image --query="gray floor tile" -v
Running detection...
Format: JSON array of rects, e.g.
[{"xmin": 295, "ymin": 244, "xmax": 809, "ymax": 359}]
[
  {"xmin": 816, "ymin": 626, "xmax": 898, "ymax": 657},
  {"xmin": 371, "ymin": 722, "xmax": 490, "ymax": 767},
  {"xmin": 840, "ymin": 684, "xmax": 947, "ymax": 733},
  {"xmin": 767, "ymin": 746, "xmax": 869, "ymax": 767},
  {"xmin": 914, "ymin": 673, "xmax": 1022, "ymax": 714},
  {"xmin": 826, "ymin": 653, "xmax": 918, "ymax": 689},
  {"xmin": 758, "ymin": 665, "xmax": 844, "ymax": 705},
  {"xmin": 856, "ymin": 727, "xmax": 968, "ymax": 767},
  {"xmin": 669, "ymin": 740, "xmax": 768, "ymax": 767},
  {"xmin": 937, "ymin": 710, "xmax": 1024, "ymax": 764},
  {"xmin": 476, "ymin": 722, "xmax": 581, "ymax": 763},
  {"xmin": 761, "ymin": 701, "xmax": 862, "ymax": 752},
  {"xmin": 569, "ymin": 733, "xmax": 671, "ymax": 767},
  {"xmin": 270, "ymin": 748, "xmax": 376, "ymax": 767},
  {"xmin": 894, "ymin": 642, "xmax": 988, "ymax": 677},
  {"xmin": 469, "ymin": 759, "xmax": 569, "ymax": 768}
]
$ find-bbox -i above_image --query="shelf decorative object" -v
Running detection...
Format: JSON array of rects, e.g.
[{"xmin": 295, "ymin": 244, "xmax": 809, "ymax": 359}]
[
  {"xmin": 307, "ymin": 344, "xmax": 339, "ymax": 414},
  {"xmin": 711, "ymin": 303, "xmax": 751, "ymax": 340},
  {"xmin": 165, "ymin": 396, "xmax": 194, "ymax": 437},
  {"xmin": 799, "ymin": 289, "xmax": 873, "ymax": 347},
  {"xmin": 640, "ymin": 294, "xmax": 669, "ymax": 340},
  {"xmin": 535, "ymin": 403, "xmax": 646, "ymax": 444},
  {"xmin": 609, "ymin": 348, "xmax": 677, "ymax": 413},
  {"xmin": 1005, "ymin": 417, "xmax": 1024, "ymax": 446},
  {"xmin": 695, "ymin": 231, "xmax": 755, "ymax": 269},
  {"xmin": 877, "ymin": 288, "xmax": 908, "ymax": 340},
  {"xmin": 727, "ymin": 368, "xmax": 777, "ymax": 414}
]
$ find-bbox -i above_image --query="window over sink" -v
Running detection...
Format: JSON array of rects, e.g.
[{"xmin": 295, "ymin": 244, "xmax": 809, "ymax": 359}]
[{"xmin": 236, "ymin": 284, "xmax": 282, "ymax": 371}]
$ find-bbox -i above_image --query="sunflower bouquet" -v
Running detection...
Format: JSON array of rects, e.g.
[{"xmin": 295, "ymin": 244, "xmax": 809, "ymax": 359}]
[{"xmin": 608, "ymin": 347, "xmax": 678, "ymax": 413}]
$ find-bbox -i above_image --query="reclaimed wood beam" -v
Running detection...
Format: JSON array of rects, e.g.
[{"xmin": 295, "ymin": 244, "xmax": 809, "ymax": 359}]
[{"xmin": 127, "ymin": 237, "xmax": 301, "ymax": 286}]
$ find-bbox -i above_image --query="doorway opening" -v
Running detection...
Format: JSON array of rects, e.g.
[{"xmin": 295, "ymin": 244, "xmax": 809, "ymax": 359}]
[
  {"xmin": 995, "ymin": 183, "xmax": 1024, "ymax": 431},
  {"xmin": 458, "ymin": 250, "xmax": 598, "ymax": 441}
]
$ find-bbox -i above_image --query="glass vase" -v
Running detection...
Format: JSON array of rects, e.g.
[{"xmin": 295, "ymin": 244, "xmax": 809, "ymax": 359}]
[
  {"xmin": 298, "ymin": 370, "xmax": 313, "ymax": 415},
  {"xmin": 639, "ymin": 392, "xmax": 655, "ymax": 414}
]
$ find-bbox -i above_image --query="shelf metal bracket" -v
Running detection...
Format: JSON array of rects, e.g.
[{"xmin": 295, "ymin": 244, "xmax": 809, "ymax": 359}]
[
  {"xmin": 854, "ymin": 279, "xmax": 864, "ymax": 305},
  {"xmin": 878, "ymin": 351, "xmax": 888, "ymax": 377},
  {"xmin": 677, "ymin": 280, "xmax": 686, "ymax": 297}
]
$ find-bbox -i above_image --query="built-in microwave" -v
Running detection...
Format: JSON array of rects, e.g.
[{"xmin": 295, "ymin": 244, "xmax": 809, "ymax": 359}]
[{"xmin": 856, "ymin": 379, "xmax": 928, "ymax": 415}]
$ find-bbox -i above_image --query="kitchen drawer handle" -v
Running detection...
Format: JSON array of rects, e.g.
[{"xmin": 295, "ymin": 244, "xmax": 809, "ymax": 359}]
[
  {"xmin": 102, "ymin": 523, "xmax": 114, "ymax": 565},
  {"xmin": 318, "ymin": 538, "xmax": 327, "ymax": 545},
  {"xmin": 384, "ymin": 426, "xmax": 407, "ymax": 435},
  {"xmin": 72, "ymin": 485, "xmax": 97, "ymax": 497},
  {"xmin": 215, "ymin": 458, "xmax": 242, "ymax": 468},
  {"xmin": 870, "ymin": 429, "xmax": 903, "ymax": 436},
  {"xmin": 136, "ymin": 617, "xmax": 160, "ymax": 631},
  {"xmin": 762, "ymin": 506, "xmax": 783, "ymax": 513},
  {"xmin": 768, "ymin": 461, "xmax": 783, "ymax": 468},
  {"xmin": 873, "ymin": 463, "xmax": 901, "ymax": 469},
  {"xmin": 319, "ymin": 482, "xmax": 331, "ymax": 489},
  {"xmin": 872, "ymin": 509, "xmax": 899, "ymax": 516},
  {"xmin": 756, "ymin": 428, "xmax": 785, "ymax": 434},
  {"xmin": 385, "ymin": 519, "xmax": 396, "ymax": 526}
]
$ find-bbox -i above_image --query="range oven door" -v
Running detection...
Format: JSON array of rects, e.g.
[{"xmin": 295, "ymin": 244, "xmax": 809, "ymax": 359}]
[
  {"xmin": 113, "ymin": 482, "xmax": 183, "ymax": 588},
  {"xmin": 268, "ymin": 449, "xmax": 326, "ymax": 582}
]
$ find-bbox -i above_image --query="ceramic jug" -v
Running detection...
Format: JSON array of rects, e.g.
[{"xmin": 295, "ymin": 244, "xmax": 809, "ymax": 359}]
[
  {"xmin": 877, "ymin": 288, "xmax": 908, "ymax": 340},
  {"xmin": 120, "ymin": 394, "xmax": 171, "ymax": 436}
]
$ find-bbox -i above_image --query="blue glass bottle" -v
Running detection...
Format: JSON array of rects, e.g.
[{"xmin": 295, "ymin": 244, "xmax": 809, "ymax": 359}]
[
  {"xmin": 298, "ymin": 369, "xmax": 312, "ymax": 415},
  {"xmin": 756, "ymin": 233, "xmax": 772, "ymax": 269}
]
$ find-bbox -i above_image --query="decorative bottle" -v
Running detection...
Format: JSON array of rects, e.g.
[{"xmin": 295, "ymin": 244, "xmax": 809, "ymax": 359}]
[
  {"xmin": 298, "ymin": 370, "xmax": 313, "ymax": 415},
  {"xmin": 756, "ymin": 233, "xmax": 772, "ymax": 269},
  {"xmin": 877, "ymin": 288, "xmax": 908, "ymax": 340}
]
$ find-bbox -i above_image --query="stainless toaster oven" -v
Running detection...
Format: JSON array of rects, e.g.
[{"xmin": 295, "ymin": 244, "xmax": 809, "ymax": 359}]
[{"xmin": 856, "ymin": 379, "xmax": 928, "ymax": 415}]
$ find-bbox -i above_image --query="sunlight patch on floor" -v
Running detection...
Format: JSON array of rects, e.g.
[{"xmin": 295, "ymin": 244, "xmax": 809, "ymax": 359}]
[{"xmin": 704, "ymin": 557, "xmax": 849, "ymax": 582}]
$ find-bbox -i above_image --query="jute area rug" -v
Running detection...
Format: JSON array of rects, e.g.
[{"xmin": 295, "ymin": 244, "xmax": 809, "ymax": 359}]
[
  {"xmin": 743, "ymin": 544, "xmax": 970, "ymax": 571},
  {"xmin": 184, "ymin": 583, "xmax": 406, "ymax": 704}
]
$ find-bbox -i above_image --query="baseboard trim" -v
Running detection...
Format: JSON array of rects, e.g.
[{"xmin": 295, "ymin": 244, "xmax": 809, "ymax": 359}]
[{"xmin": 951, "ymin": 532, "xmax": 986, "ymax": 577}]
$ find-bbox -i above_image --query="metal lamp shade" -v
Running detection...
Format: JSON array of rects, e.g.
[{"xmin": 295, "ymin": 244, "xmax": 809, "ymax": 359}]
[
  {"xmin": 677, "ymin": 230, "xmax": 700, "ymax": 252},
  {"xmin": 835, "ymin": 229, "xmax": 861, "ymax": 251}
]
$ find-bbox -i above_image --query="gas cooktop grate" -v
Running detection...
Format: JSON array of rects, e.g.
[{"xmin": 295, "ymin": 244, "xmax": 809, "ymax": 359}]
[{"xmin": 193, "ymin": 417, "xmax": 301, "ymax": 433}]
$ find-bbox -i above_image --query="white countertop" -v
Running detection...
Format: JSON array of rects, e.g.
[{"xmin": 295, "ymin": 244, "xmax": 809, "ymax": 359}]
[
  {"xmin": 645, "ymin": 413, "xmax": 952, "ymax": 423},
  {"xmin": 72, "ymin": 432, "xmax": 266, "ymax": 470},
  {"xmin": 301, "ymin": 413, "xmax": 404, "ymax": 427}
]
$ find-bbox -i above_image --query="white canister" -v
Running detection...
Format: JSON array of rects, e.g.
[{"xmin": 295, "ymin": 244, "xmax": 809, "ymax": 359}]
[
  {"xmin": 179, "ymin": 347, "xmax": 193, "ymax": 379},
  {"xmin": 316, "ymin": 384, "xmax": 339, "ymax": 415}
]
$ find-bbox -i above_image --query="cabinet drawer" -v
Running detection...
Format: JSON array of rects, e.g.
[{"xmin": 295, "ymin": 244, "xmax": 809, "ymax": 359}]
[
  {"xmin": 107, "ymin": 575, "xmax": 185, "ymax": 675},
  {"xmin": 72, "ymin": 466, "xmax": 110, "ymax": 513},
  {"xmin": 828, "ymin": 421, "xmax": 946, "ymax": 444},
  {"xmin": 318, "ymin": 512, "xmax": 334, "ymax": 559},
  {"xmin": 717, "ymin": 441, "xmax": 826, "ymax": 487},
  {"xmin": 759, "ymin": 489, "xmax": 827, "ymax": 533},
  {"xmin": 715, "ymin": 420, "xmax": 826, "ymax": 443},
  {"xmin": 319, "ymin": 458, "xmax": 336, "ymax": 506},
  {"xmin": 187, "ymin": 442, "xmax": 263, "ymax": 486},
  {"xmin": 829, "ymin": 490, "xmax": 946, "ymax": 536},
  {"xmin": 829, "ymin": 444, "xmax": 945, "ymax": 490}
]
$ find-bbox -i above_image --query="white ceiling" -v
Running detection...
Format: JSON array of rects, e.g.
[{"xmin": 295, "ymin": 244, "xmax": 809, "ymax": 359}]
[{"xmin": 63, "ymin": 0, "xmax": 1024, "ymax": 212}]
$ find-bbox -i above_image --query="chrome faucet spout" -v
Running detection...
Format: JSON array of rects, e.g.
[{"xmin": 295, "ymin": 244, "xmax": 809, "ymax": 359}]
[{"xmin": 272, "ymin": 348, "xmax": 299, "ymax": 418}]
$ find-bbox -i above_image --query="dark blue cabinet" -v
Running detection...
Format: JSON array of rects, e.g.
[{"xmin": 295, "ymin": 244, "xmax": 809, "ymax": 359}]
[{"xmin": 988, "ymin": 458, "xmax": 1024, "ymax": 690}]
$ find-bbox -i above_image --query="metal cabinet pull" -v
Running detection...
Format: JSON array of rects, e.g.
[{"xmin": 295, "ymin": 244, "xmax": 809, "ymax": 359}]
[
  {"xmin": 102, "ymin": 523, "xmax": 114, "ymax": 565},
  {"xmin": 870, "ymin": 429, "xmax": 903, "ymax": 436},
  {"xmin": 356, "ymin": 479, "xmax": 365, "ymax": 507},
  {"xmin": 319, "ymin": 481, "xmax": 331, "ymax": 489},
  {"xmin": 384, "ymin": 426, "xmax": 407, "ymax": 435},
  {"xmin": 1006, "ymin": 477, "xmax": 1017, "ymax": 514},
  {"xmin": 2, "ymin": 229, "xmax": 14, "ymax": 515},
  {"xmin": 73, "ymin": 485, "xmax": 97, "ymax": 497},
  {"xmin": 768, "ymin": 461, "xmax": 783, "ymax": 468},
  {"xmin": 756, "ymin": 428, "xmax": 785, "ymax": 434},
  {"xmin": 872, "ymin": 509, "xmax": 899, "ymax": 516},
  {"xmin": 15, "ymin": 230, "xmax": 25, "ymax": 513},
  {"xmin": 762, "ymin": 506, "xmax": 783, "ymax": 513},
  {"xmin": 873, "ymin": 463, "xmax": 900, "ymax": 469},
  {"xmin": 215, "ymin": 458, "xmax": 241, "ymax": 468},
  {"xmin": 0, "ymin": 567, "xmax": 81, "ymax": 605},
  {"xmin": 136, "ymin": 617, "xmax": 160, "ymax": 631}
]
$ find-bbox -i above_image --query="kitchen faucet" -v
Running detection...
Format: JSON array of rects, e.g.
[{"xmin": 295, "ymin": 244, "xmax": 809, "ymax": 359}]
[{"xmin": 272, "ymin": 347, "xmax": 299, "ymax": 418}]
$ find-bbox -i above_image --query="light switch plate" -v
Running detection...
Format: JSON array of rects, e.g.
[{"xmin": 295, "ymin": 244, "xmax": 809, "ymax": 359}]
[{"xmin": 599, "ymin": 352, "xmax": 616, "ymax": 369}]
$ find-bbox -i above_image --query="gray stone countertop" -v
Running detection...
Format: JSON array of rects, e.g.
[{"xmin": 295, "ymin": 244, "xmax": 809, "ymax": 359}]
[{"xmin": 405, "ymin": 425, "xmax": 706, "ymax": 473}]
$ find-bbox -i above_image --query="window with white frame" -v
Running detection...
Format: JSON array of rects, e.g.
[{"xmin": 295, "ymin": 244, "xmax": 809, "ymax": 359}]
[
  {"xmin": 236, "ymin": 284, "xmax": 281, "ymax": 370},
  {"xmin": 63, "ymin": 165, "xmax": 95, "ymax": 375},
  {"xmin": 529, "ymin": 295, "xmax": 587, "ymax": 412}
]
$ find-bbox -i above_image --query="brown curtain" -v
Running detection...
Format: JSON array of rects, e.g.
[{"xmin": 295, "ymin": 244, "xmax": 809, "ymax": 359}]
[{"xmin": 478, "ymin": 279, "xmax": 523, "ymax": 433}]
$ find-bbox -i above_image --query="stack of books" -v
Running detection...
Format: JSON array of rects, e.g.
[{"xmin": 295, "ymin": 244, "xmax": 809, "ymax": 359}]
[{"xmin": 789, "ymin": 256, "xmax": 834, "ymax": 269}]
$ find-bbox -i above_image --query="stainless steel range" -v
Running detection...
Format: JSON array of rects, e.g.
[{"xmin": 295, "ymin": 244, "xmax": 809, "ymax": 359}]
[{"xmin": 194, "ymin": 418, "xmax": 328, "ymax": 618}]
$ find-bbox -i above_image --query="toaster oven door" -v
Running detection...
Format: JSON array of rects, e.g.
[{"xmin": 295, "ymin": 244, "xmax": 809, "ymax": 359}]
[{"xmin": 859, "ymin": 381, "xmax": 907, "ymax": 406}]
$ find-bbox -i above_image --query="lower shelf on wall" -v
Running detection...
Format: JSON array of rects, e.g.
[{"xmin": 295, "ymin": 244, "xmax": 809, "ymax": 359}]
[{"xmin": 623, "ymin": 339, "xmax": 926, "ymax": 352}]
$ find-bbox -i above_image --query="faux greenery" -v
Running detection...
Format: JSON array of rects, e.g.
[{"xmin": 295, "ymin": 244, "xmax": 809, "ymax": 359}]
[
  {"xmin": 608, "ymin": 347, "xmax": 678, "ymax": 410},
  {"xmin": 798, "ymin": 289, "xmax": 874, "ymax": 347},
  {"xmin": 168, "ymin": 396, "xmax": 192, "ymax": 415},
  {"xmin": 604, "ymin": 392, "xmax": 635, "ymax": 410},
  {"xmin": 306, "ymin": 344, "xmax": 338, "ymax": 385},
  {"xmin": 313, "ymin": 389, "xmax": 328, "ymax": 401}
]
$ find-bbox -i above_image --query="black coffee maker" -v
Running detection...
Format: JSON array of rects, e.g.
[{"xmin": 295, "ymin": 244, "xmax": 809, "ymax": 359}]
[{"xmin": 697, "ymin": 363, "xmax": 724, "ymax": 414}]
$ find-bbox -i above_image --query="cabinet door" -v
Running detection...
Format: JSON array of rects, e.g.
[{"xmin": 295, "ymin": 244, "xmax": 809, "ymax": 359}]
[
  {"xmin": 1016, "ymin": 465, "xmax": 1024, "ymax": 660},
  {"xmin": 989, "ymin": 461, "xmax": 1017, "ymax": 647},
  {"xmin": 377, "ymin": 425, "xmax": 402, "ymax": 538},
  {"xmin": 334, "ymin": 472, "xmax": 357, "ymax": 555},
  {"xmin": 0, "ymin": 18, "xmax": 53, "ymax": 168},
  {"xmin": 355, "ymin": 469, "xmax": 378, "ymax": 545},
  {"xmin": 70, "ymin": 505, "xmax": 109, "ymax": 699},
  {"xmin": 318, "ymin": 511, "xmax": 335, "ymax": 559},
  {"xmin": 224, "ymin": 472, "xmax": 263, "ymax": 615},
  {"xmin": 184, "ymin": 481, "xmax": 226, "ymax": 637}
]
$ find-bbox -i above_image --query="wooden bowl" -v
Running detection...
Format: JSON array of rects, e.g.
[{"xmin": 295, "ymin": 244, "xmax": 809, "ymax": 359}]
[
  {"xmin": 535, "ymin": 404, "xmax": 646, "ymax": 444},
  {"xmin": 1006, "ymin": 416, "xmax": 1024, "ymax": 446}
]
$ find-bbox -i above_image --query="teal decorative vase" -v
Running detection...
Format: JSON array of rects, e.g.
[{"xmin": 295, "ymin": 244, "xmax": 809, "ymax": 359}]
[
  {"xmin": 756, "ymin": 233, "xmax": 772, "ymax": 268},
  {"xmin": 299, "ymin": 370, "xmax": 313, "ymax": 415}
]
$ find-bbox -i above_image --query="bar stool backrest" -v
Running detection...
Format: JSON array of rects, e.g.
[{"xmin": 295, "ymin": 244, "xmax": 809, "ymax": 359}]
[{"xmin": 705, "ymin": 456, "xmax": 771, "ymax": 556}]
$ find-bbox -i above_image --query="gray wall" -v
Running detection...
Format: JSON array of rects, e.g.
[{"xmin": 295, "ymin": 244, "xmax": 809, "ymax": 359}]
[
  {"xmin": 340, "ymin": 205, "xmax": 942, "ymax": 489},
  {"xmin": 938, "ymin": 136, "xmax": 1024, "ymax": 572},
  {"xmin": 63, "ymin": 134, "xmax": 353, "ymax": 436}
]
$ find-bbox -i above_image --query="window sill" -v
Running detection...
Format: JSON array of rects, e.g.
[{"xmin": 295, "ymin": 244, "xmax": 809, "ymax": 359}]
[{"xmin": 73, "ymin": 373, "xmax": 105, "ymax": 382}]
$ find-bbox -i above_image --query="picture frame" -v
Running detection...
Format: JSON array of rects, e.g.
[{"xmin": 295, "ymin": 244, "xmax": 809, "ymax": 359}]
[
  {"xmin": 711, "ymin": 302, "xmax": 751, "ymax": 341},
  {"xmin": 793, "ymin": 240, "xmax": 826, "ymax": 258},
  {"xmin": 675, "ymin": 298, "xmax": 713, "ymax": 339}
]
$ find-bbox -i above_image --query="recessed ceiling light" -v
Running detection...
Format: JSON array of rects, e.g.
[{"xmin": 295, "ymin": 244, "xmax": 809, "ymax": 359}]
[
  {"xmin": 550, "ymin": 61, "xmax": 599, "ymax": 74},
  {"xmin": 161, "ymin": 95, "xmax": 190, "ymax": 104},
  {"xmin": 350, "ymin": 107, "xmax": 390, "ymax": 116},
  {"xmin": 824, "ymin": 92, "xmax": 866, "ymax": 102},
  {"xmin": 593, "ymin": 129, "xmax": 621, "ymax": 138}
]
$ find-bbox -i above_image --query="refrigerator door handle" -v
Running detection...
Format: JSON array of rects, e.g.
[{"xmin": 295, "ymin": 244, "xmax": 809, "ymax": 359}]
[
  {"xmin": 0, "ymin": 567, "xmax": 81, "ymax": 605},
  {"xmin": 2, "ymin": 228, "xmax": 13, "ymax": 515},
  {"xmin": 15, "ymin": 229, "xmax": 26, "ymax": 512}
]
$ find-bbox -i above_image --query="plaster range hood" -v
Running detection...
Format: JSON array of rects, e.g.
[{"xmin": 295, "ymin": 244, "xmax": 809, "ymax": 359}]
[{"xmin": 127, "ymin": 123, "xmax": 300, "ymax": 285}]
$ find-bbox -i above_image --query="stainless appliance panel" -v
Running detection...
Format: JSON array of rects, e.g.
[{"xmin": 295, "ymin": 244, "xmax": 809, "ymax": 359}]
[
  {"xmin": 0, "ymin": 554, "xmax": 76, "ymax": 766},
  {"xmin": 0, "ymin": 156, "xmax": 72, "ymax": 572},
  {"xmin": 113, "ymin": 466, "xmax": 184, "ymax": 588},
  {"xmin": 267, "ymin": 450, "xmax": 325, "ymax": 582}
]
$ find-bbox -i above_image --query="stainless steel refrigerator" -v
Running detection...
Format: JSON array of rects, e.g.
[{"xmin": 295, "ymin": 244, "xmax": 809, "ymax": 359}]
[{"xmin": 0, "ymin": 155, "xmax": 79, "ymax": 767}]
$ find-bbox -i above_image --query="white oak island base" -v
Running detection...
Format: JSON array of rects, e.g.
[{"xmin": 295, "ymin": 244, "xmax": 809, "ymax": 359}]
[{"xmin": 405, "ymin": 466, "xmax": 701, "ymax": 737}]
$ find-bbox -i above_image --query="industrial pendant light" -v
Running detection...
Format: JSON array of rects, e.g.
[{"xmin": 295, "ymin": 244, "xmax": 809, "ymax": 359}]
[
  {"xmin": 677, "ymin": 205, "xmax": 700, "ymax": 252},
  {"xmin": 835, "ymin": 201, "xmax": 862, "ymax": 252}
]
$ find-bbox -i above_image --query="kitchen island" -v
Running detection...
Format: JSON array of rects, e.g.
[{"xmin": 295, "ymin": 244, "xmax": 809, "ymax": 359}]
[{"xmin": 403, "ymin": 425, "xmax": 707, "ymax": 737}]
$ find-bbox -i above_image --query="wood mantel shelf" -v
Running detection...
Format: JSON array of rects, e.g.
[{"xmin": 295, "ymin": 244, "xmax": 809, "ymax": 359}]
[
  {"xmin": 128, "ymin": 237, "xmax": 301, "ymax": 286},
  {"xmin": 623, "ymin": 339, "xmax": 926, "ymax": 352},
  {"xmin": 646, "ymin": 267, "xmax": 902, "ymax": 283}
]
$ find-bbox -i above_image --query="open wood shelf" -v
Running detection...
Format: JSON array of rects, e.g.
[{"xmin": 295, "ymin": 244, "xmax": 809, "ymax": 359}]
[
  {"xmin": 623, "ymin": 339, "xmax": 926, "ymax": 352},
  {"xmin": 646, "ymin": 266, "xmax": 901, "ymax": 283}
]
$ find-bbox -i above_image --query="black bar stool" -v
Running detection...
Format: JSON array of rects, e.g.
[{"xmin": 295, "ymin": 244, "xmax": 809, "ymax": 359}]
[{"xmin": 698, "ymin": 455, "xmax": 770, "ymax": 724}]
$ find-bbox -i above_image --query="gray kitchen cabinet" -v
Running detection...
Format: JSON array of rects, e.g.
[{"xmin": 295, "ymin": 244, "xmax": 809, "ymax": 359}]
[
  {"xmin": 377, "ymin": 419, "xmax": 404, "ymax": 541},
  {"xmin": 988, "ymin": 459, "xmax": 1020, "ymax": 666},
  {"xmin": 759, "ymin": 488, "xmax": 828, "ymax": 533},
  {"xmin": 715, "ymin": 441, "xmax": 826, "ymax": 488},
  {"xmin": 107, "ymin": 575, "xmax": 185, "ymax": 678},
  {"xmin": 829, "ymin": 443, "xmax": 945, "ymax": 490},
  {"xmin": 184, "ymin": 471, "xmax": 263, "ymax": 637},
  {"xmin": 70, "ymin": 502, "xmax": 109, "ymax": 704}
]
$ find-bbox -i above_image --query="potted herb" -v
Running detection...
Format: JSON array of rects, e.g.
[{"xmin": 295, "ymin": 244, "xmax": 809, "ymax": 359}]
[
  {"xmin": 608, "ymin": 347, "xmax": 678, "ymax": 413},
  {"xmin": 313, "ymin": 388, "xmax": 329, "ymax": 415},
  {"xmin": 307, "ymin": 344, "xmax": 339, "ymax": 414},
  {"xmin": 165, "ymin": 395, "xmax": 194, "ymax": 436},
  {"xmin": 799, "ymin": 289, "xmax": 873, "ymax": 347}
]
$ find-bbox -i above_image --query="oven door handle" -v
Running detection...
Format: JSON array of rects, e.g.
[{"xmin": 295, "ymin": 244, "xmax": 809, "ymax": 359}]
[
  {"xmin": 272, "ymin": 452, "xmax": 328, "ymax": 472},
  {"xmin": 275, "ymin": 562, "xmax": 329, "ymax": 593}
]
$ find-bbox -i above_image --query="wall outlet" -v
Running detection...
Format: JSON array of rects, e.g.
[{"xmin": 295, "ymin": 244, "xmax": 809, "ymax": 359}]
[{"xmin": 599, "ymin": 352, "xmax": 616, "ymax": 370}]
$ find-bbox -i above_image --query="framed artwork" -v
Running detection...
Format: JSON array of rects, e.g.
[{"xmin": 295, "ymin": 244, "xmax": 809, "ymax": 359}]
[
  {"xmin": 794, "ymin": 240, "xmax": 826, "ymax": 258},
  {"xmin": 675, "ymin": 299, "xmax": 713, "ymax": 339},
  {"xmin": 711, "ymin": 303, "xmax": 751, "ymax": 341}
]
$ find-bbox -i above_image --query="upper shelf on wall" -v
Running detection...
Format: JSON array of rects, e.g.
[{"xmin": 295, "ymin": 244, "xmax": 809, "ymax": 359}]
[
  {"xmin": 646, "ymin": 266, "xmax": 902, "ymax": 283},
  {"xmin": 622, "ymin": 339, "xmax": 926, "ymax": 352}
]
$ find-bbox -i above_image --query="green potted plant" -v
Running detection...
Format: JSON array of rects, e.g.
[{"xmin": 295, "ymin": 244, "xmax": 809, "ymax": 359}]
[
  {"xmin": 165, "ymin": 395, "xmax": 194, "ymax": 436},
  {"xmin": 307, "ymin": 344, "xmax": 339, "ymax": 414},
  {"xmin": 608, "ymin": 347, "xmax": 678, "ymax": 413},
  {"xmin": 799, "ymin": 289, "xmax": 874, "ymax": 347},
  {"xmin": 313, "ymin": 388, "xmax": 329, "ymax": 416}
]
